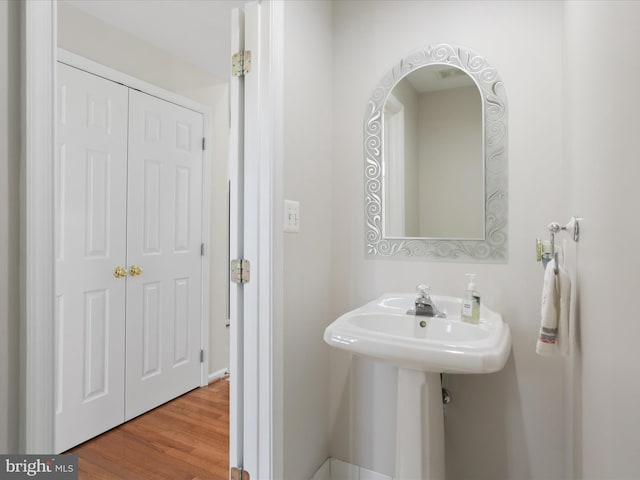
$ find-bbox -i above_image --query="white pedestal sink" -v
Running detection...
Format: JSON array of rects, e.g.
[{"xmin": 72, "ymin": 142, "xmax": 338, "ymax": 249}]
[{"xmin": 324, "ymin": 293, "xmax": 511, "ymax": 480}]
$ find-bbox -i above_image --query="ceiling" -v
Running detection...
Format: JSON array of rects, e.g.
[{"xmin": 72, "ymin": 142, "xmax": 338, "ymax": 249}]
[
  {"xmin": 65, "ymin": 0, "xmax": 247, "ymax": 81},
  {"xmin": 406, "ymin": 65, "xmax": 475, "ymax": 93}
]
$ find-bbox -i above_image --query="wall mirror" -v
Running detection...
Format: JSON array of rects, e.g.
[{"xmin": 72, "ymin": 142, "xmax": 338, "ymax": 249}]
[{"xmin": 365, "ymin": 44, "xmax": 507, "ymax": 261}]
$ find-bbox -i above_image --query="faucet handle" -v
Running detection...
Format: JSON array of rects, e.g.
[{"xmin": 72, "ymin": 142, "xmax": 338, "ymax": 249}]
[{"xmin": 416, "ymin": 284, "xmax": 431, "ymax": 298}]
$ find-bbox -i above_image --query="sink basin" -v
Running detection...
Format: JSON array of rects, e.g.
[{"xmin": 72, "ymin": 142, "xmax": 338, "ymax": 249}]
[
  {"xmin": 324, "ymin": 293, "xmax": 511, "ymax": 373},
  {"xmin": 325, "ymin": 292, "xmax": 512, "ymax": 479}
]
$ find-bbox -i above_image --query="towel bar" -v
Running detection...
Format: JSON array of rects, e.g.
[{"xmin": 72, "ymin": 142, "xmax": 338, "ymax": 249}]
[{"xmin": 536, "ymin": 217, "xmax": 581, "ymax": 274}]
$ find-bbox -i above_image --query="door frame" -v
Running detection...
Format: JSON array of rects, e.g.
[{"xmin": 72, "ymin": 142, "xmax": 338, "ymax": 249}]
[
  {"xmin": 22, "ymin": 2, "xmax": 284, "ymax": 473},
  {"xmin": 20, "ymin": 0, "xmax": 57, "ymax": 453},
  {"xmin": 231, "ymin": 2, "xmax": 284, "ymax": 478},
  {"xmin": 20, "ymin": 2, "xmax": 217, "ymax": 453}
]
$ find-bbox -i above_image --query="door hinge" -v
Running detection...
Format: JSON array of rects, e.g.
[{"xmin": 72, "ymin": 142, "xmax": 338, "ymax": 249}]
[
  {"xmin": 232, "ymin": 50, "xmax": 252, "ymax": 77},
  {"xmin": 200, "ymin": 349, "xmax": 204, "ymax": 363},
  {"xmin": 201, "ymin": 243, "xmax": 205, "ymax": 256},
  {"xmin": 230, "ymin": 467, "xmax": 250, "ymax": 480},
  {"xmin": 230, "ymin": 259, "xmax": 250, "ymax": 284},
  {"xmin": 202, "ymin": 137, "xmax": 206, "ymax": 150}
]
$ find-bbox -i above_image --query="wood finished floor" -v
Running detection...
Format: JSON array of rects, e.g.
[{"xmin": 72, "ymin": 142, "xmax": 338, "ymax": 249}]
[{"xmin": 68, "ymin": 379, "xmax": 229, "ymax": 480}]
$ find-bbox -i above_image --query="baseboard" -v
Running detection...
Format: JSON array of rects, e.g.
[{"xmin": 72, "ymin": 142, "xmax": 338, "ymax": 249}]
[
  {"xmin": 312, "ymin": 458, "xmax": 331, "ymax": 480},
  {"xmin": 311, "ymin": 457, "xmax": 393, "ymax": 480},
  {"xmin": 208, "ymin": 368, "xmax": 229, "ymax": 384}
]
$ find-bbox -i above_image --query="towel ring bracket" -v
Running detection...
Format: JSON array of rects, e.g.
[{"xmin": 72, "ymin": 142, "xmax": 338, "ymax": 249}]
[{"xmin": 547, "ymin": 217, "xmax": 581, "ymax": 274}]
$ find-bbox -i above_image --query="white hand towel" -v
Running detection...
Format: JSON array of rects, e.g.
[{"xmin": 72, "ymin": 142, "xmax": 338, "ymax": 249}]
[{"xmin": 536, "ymin": 258, "xmax": 571, "ymax": 356}]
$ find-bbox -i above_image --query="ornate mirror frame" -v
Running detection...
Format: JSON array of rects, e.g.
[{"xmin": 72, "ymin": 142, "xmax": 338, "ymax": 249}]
[{"xmin": 365, "ymin": 44, "xmax": 508, "ymax": 261}]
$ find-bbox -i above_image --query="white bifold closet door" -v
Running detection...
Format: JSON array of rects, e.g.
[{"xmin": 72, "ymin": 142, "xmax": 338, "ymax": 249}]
[
  {"xmin": 55, "ymin": 63, "xmax": 203, "ymax": 452},
  {"xmin": 125, "ymin": 89, "xmax": 203, "ymax": 420},
  {"xmin": 55, "ymin": 63, "xmax": 129, "ymax": 453}
]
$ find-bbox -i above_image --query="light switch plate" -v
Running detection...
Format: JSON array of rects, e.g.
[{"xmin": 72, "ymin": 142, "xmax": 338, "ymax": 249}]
[{"xmin": 284, "ymin": 200, "xmax": 300, "ymax": 233}]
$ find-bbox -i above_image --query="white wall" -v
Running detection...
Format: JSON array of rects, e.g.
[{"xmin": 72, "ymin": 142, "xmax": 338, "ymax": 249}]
[
  {"xmin": 57, "ymin": 2, "xmax": 230, "ymax": 377},
  {"xmin": 282, "ymin": 1, "xmax": 334, "ymax": 478},
  {"xmin": 419, "ymin": 86, "xmax": 483, "ymax": 238},
  {"xmin": 0, "ymin": 0, "xmax": 21, "ymax": 454},
  {"xmin": 330, "ymin": 2, "xmax": 566, "ymax": 478},
  {"xmin": 565, "ymin": 2, "xmax": 640, "ymax": 478},
  {"xmin": 9, "ymin": 3, "xmax": 640, "ymax": 477}
]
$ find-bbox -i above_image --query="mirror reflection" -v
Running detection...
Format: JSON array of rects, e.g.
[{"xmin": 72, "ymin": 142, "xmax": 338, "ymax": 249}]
[
  {"xmin": 365, "ymin": 43, "xmax": 507, "ymax": 261},
  {"xmin": 383, "ymin": 65, "xmax": 483, "ymax": 238}
]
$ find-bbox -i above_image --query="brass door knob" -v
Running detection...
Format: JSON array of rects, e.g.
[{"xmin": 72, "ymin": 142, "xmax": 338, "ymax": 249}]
[
  {"xmin": 129, "ymin": 265, "xmax": 143, "ymax": 276},
  {"xmin": 114, "ymin": 266, "xmax": 127, "ymax": 278}
]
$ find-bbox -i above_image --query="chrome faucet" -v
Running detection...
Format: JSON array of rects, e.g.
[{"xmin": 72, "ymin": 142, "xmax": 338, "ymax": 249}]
[{"xmin": 407, "ymin": 284, "xmax": 446, "ymax": 318}]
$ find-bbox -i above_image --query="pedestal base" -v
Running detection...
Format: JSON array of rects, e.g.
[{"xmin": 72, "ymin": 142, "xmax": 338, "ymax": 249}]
[{"xmin": 395, "ymin": 369, "xmax": 445, "ymax": 480}]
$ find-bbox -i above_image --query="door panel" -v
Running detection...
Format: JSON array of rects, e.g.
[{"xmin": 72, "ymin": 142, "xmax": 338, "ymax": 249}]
[
  {"xmin": 83, "ymin": 289, "xmax": 109, "ymax": 400},
  {"xmin": 55, "ymin": 63, "xmax": 128, "ymax": 453},
  {"xmin": 229, "ymin": 7, "xmax": 245, "ymax": 470},
  {"xmin": 125, "ymin": 90, "xmax": 204, "ymax": 420},
  {"xmin": 142, "ymin": 281, "xmax": 162, "ymax": 378}
]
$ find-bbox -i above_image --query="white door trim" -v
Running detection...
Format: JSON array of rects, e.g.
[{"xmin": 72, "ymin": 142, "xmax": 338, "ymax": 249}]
[
  {"xmin": 242, "ymin": 3, "xmax": 261, "ymax": 475},
  {"xmin": 21, "ymin": 1, "xmax": 213, "ymax": 453},
  {"xmin": 57, "ymin": 49, "xmax": 212, "ymax": 117},
  {"xmin": 254, "ymin": 2, "xmax": 284, "ymax": 477},
  {"xmin": 228, "ymin": 5, "xmax": 244, "ymax": 471},
  {"xmin": 230, "ymin": 1, "xmax": 283, "ymax": 478},
  {"xmin": 383, "ymin": 93, "xmax": 406, "ymax": 235},
  {"xmin": 20, "ymin": 0, "xmax": 56, "ymax": 454}
]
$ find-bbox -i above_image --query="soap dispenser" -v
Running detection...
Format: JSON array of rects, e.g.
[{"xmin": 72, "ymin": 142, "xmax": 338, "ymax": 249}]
[{"xmin": 461, "ymin": 273, "xmax": 481, "ymax": 324}]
